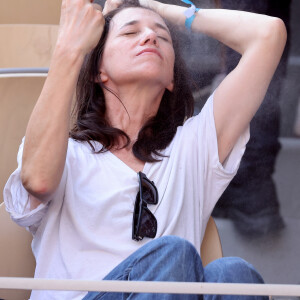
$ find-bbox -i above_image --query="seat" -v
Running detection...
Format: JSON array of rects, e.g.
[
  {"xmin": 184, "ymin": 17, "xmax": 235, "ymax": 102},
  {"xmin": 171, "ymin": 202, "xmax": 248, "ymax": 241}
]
[
  {"xmin": 0, "ymin": 23, "xmax": 58, "ymax": 195},
  {"xmin": 0, "ymin": 77, "xmax": 222, "ymax": 300},
  {"xmin": 201, "ymin": 217, "xmax": 223, "ymax": 267},
  {"xmin": 0, "ymin": 76, "xmax": 47, "ymax": 200},
  {"xmin": 0, "ymin": 23, "xmax": 222, "ymax": 298},
  {"xmin": 0, "ymin": 0, "xmax": 61, "ymax": 25},
  {"xmin": 0, "ymin": 24, "xmax": 58, "ymax": 69},
  {"xmin": 0, "ymin": 200, "xmax": 222, "ymax": 300}
]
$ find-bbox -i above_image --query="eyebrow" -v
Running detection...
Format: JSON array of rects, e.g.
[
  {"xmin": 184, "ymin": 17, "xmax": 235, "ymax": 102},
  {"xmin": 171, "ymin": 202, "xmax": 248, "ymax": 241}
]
[{"xmin": 120, "ymin": 20, "xmax": 170, "ymax": 35}]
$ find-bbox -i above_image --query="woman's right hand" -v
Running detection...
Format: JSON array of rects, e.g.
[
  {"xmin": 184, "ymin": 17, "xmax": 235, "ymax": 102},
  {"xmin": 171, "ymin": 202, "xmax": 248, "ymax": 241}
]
[{"xmin": 56, "ymin": 0, "xmax": 105, "ymax": 57}]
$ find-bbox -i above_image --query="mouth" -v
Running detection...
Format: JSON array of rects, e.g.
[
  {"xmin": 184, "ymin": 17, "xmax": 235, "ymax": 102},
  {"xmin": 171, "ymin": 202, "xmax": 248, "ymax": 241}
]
[{"xmin": 137, "ymin": 48, "xmax": 162, "ymax": 59}]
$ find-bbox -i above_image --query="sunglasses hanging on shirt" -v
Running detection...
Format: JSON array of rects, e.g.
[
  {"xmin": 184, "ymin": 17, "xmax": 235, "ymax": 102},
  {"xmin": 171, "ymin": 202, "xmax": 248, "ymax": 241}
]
[{"xmin": 132, "ymin": 172, "xmax": 158, "ymax": 241}]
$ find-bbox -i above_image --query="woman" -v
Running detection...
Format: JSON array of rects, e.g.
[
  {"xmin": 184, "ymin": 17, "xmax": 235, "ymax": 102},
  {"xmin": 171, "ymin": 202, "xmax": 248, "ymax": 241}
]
[{"xmin": 4, "ymin": 0, "xmax": 286, "ymax": 299}]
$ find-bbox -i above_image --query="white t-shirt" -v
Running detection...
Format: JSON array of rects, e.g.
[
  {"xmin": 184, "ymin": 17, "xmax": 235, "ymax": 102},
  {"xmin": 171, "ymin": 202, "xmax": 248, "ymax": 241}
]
[{"xmin": 4, "ymin": 94, "xmax": 249, "ymax": 300}]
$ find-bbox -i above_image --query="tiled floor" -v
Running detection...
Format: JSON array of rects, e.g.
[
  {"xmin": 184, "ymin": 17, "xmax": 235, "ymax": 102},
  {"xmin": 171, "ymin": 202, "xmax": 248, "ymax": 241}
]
[{"xmin": 215, "ymin": 138, "xmax": 300, "ymax": 288}]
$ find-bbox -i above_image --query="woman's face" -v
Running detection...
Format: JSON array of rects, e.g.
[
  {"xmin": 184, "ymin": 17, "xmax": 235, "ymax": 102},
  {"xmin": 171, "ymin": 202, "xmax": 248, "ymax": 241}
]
[{"xmin": 99, "ymin": 7, "xmax": 175, "ymax": 91}]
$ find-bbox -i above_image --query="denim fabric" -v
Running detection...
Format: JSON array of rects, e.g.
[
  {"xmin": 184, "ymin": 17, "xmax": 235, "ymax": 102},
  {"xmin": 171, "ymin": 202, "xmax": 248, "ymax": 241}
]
[{"xmin": 82, "ymin": 236, "xmax": 267, "ymax": 300}]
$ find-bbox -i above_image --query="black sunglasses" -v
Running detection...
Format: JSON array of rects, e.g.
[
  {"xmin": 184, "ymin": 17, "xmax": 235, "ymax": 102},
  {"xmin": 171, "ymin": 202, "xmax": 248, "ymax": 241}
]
[{"xmin": 132, "ymin": 172, "xmax": 158, "ymax": 241}]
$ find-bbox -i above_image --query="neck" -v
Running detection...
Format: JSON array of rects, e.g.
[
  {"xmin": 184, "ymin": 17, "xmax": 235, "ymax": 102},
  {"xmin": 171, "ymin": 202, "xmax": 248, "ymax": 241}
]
[{"xmin": 104, "ymin": 82, "xmax": 166, "ymax": 144}]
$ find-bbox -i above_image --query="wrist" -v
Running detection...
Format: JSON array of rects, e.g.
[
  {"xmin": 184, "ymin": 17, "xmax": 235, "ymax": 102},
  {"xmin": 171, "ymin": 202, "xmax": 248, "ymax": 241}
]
[
  {"xmin": 52, "ymin": 42, "xmax": 85, "ymax": 70},
  {"xmin": 156, "ymin": 2, "xmax": 167, "ymax": 19}
]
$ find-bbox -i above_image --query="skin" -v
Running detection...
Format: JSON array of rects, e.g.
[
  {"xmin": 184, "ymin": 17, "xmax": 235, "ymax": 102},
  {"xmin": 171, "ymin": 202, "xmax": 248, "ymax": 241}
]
[
  {"xmin": 99, "ymin": 8, "xmax": 175, "ymax": 172},
  {"xmin": 20, "ymin": 0, "xmax": 286, "ymax": 210}
]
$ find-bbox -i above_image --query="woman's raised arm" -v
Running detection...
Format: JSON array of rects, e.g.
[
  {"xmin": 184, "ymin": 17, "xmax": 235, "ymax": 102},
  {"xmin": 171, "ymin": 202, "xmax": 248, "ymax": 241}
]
[
  {"xmin": 21, "ymin": 0, "xmax": 104, "ymax": 201},
  {"xmin": 144, "ymin": 0, "xmax": 287, "ymax": 164}
]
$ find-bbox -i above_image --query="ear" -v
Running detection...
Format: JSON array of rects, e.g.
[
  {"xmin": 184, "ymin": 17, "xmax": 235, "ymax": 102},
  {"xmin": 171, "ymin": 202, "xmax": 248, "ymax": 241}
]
[
  {"xmin": 96, "ymin": 71, "xmax": 109, "ymax": 83},
  {"xmin": 166, "ymin": 80, "xmax": 174, "ymax": 92}
]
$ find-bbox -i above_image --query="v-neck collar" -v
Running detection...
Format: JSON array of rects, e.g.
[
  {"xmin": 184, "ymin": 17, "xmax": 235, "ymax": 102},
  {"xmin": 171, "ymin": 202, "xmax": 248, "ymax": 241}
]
[
  {"xmin": 108, "ymin": 150, "xmax": 150, "ymax": 175},
  {"xmin": 81, "ymin": 139, "xmax": 151, "ymax": 176}
]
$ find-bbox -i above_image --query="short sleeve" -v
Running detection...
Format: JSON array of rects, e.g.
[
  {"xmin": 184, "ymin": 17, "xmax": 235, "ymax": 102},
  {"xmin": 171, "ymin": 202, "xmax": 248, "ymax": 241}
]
[
  {"xmin": 202, "ymin": 94, "xmax": 250, "ymax": 212},
  {"xmin": 3, "ymin": 138, "xmax": 67, "ymax": 235},
  {"xmin": 202, "ymin": 93, "xmax": 250, "ymax": 175},
  {"xmin": 181, "ymin": 93, "xmax": 250, "ymax": 215}
]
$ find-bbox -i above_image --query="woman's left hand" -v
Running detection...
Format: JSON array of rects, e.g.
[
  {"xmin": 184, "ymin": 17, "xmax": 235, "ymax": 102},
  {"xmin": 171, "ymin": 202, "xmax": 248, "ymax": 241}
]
[
  {"xmin": 102, "ymin": 0, "xmax": 161, "ymax": 16},
  {"xmin": 139, "ymin": 0, "xmax": 159, "ymax": 11}
]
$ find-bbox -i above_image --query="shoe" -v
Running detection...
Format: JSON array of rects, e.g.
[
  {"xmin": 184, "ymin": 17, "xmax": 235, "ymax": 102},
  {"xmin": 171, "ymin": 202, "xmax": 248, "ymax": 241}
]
[
  {"xmin": 230, "ymin": 208, "xmax": 285, "ymax": 237},
  {"xmin": 213, "ymin": 206, "xmax": 285, "ymax": 237}
]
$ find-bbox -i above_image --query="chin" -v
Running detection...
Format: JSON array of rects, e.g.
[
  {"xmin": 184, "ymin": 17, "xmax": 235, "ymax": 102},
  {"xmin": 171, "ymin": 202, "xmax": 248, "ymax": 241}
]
[
  {"xmin": 116, "ymin": 73, "xmax": 161, "ymax": 83},
  {"xmin": 138, "ymin": 67, "xmax": 170, "ymax": 81}
]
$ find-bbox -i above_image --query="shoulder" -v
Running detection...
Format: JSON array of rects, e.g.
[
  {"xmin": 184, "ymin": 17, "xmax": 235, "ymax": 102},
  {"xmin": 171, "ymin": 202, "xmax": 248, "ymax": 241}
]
[
  {"xmin": 180, "ymin": 93, "xmax": 214, "ymax": 136},
  {"xmin": 166, "ymin": 94, "xmax": 215, "ymax": 158},
  {"xmin": 66, "ymin": 138, "xmax": 103, "ymax": 161},
  {"xmin": 67, "ymin": 138, "xmax": 102, "ymax": 152}
]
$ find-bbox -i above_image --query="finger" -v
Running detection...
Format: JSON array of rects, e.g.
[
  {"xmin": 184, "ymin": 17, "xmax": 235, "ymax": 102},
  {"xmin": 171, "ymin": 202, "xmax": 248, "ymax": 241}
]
[
  {"xmin": 111, "ymin": 0, "xmax": 123, "ymax": 7},
  {"xmin": 103, "ymin": 0, "xmax": 123, "ymax": 15},
  {"xmin": 111, "ymin": 0, "xmax": 123, "ymax": 4},
  {"xmin": 92, "ymin": 3, "xmax": 103, "ymax": 11}
]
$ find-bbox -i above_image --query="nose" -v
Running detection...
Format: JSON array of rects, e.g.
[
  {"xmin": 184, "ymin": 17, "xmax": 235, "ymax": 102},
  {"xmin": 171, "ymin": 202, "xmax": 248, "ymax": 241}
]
[{"xmin": 140, "ymin": 29, "xmax": 158, "ymax": 47}]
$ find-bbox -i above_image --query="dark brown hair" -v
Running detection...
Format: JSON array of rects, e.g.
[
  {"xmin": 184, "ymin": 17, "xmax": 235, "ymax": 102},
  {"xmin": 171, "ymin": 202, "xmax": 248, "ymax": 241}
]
[{"xmin": 70, "ymin": 0, "xmax": 194, "ymax": 162}]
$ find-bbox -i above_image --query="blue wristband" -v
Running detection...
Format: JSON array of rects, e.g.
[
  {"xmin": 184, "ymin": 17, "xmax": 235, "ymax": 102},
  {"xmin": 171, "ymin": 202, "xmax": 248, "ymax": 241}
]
[{"xmin": 181, "ymin": 0, "xmax": 200, "ymax": 30}]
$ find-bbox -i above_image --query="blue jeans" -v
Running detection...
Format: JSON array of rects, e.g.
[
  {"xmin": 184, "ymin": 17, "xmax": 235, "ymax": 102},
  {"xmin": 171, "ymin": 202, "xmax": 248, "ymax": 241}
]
[{"xmin": 83, "ymin": 236, "xmax": 267, "ymax": 300}]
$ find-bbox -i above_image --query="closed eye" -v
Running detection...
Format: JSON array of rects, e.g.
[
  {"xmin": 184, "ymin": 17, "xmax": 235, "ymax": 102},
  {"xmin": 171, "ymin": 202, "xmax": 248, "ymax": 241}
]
[
  {"xmin": 124, "ymin": 32, "xmax": 137, "ymax": 36},
  {"xmin": 158, "ymin": 36, "xmax": 170, "ymax": 42},
  {"xmin": 123, "ymin": 32, "xmax": 170, "ymax": 43}
]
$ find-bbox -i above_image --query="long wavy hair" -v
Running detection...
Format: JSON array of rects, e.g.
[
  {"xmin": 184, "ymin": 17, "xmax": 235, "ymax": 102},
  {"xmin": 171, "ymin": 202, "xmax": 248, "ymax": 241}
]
[{"xmin": 70, "ymin": 0, "xmax": 194, "ymax": 162}]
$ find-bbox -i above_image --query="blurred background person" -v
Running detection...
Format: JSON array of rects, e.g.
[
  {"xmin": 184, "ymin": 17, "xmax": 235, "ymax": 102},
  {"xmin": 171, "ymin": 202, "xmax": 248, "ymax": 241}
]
[{"xmin": 212, "ymin": 0, "xmax": 291, "ymax": 236}]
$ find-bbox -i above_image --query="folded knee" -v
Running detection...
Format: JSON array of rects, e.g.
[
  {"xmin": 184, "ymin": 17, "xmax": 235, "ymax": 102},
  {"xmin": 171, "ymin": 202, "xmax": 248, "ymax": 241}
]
[
  {"xmin": 155, "ymin": 236, "xmax": 200, "ymax": 260},
  {"xmin": 129, "ymin": 236, "xmax": 204, "ymax": 282},
  {"xmin": 204, "ymin": 257, "xmax": 265, "ymax": 284}
]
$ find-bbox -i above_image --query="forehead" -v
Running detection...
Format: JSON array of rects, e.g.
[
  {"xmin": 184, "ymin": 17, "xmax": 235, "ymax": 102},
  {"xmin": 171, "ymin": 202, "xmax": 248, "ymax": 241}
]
[{"xmin": 110, "ymin": 7, "xmax": 169, "ymax": 31}]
